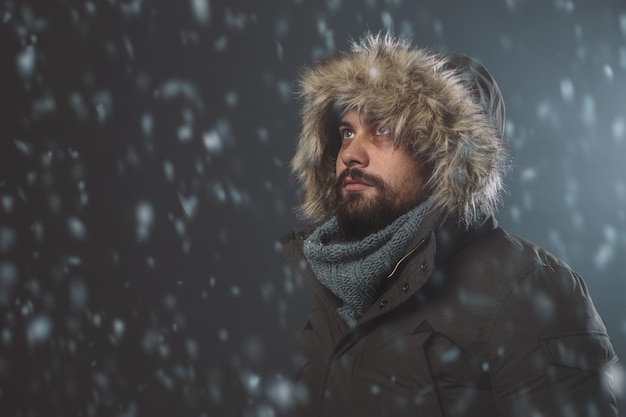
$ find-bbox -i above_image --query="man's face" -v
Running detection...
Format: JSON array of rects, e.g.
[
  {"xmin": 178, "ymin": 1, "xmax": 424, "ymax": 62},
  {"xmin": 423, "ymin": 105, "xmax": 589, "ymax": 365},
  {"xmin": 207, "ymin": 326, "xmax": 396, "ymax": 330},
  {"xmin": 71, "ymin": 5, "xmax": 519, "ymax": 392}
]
[{"xmin": 334, "ymin": 109, "xmax": 430, "ymax": 240}]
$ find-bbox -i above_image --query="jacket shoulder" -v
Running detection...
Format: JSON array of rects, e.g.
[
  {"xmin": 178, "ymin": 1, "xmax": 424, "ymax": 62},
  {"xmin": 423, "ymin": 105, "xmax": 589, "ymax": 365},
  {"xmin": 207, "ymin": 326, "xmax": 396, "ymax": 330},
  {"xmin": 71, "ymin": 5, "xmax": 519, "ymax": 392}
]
[
  {"xmin": 426, "ymin": 226, "xmax": 607, "ymax": 350},
  {"xmin": 480, "ymin": 230, "xmax": 617, "ymax": 415}
]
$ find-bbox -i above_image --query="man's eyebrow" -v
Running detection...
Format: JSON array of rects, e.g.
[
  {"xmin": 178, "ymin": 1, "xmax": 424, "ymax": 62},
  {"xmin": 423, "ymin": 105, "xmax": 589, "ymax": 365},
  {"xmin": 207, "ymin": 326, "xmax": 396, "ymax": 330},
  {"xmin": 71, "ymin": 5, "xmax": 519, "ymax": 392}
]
[{"xmin": 337, "ymin": 120, "xmax": 353, "ymax": 128}]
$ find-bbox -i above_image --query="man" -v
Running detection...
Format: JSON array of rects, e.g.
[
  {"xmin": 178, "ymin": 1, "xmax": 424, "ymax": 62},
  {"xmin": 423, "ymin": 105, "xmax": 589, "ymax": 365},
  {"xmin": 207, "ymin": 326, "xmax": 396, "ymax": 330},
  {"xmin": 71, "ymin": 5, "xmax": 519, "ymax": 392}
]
[{"xmin": 280, "ymin": 33, "xmax": 618, "ymax": 416}]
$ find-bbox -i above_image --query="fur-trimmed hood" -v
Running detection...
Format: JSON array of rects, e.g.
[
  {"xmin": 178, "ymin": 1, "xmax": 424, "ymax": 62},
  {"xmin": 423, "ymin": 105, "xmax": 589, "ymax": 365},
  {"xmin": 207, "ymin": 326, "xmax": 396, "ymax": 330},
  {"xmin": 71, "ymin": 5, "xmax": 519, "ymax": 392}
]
[{"xmin": 291, "ymin": 33, "xmax": 509, "ymax": 227}]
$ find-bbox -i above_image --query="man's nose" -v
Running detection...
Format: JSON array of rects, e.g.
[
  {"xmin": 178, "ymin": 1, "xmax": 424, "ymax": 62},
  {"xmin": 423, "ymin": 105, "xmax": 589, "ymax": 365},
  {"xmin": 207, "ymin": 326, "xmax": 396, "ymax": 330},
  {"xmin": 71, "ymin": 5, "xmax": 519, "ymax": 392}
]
[{"xmin": 339, "ymin": 136, "xmax": 369, "ymax": 168}]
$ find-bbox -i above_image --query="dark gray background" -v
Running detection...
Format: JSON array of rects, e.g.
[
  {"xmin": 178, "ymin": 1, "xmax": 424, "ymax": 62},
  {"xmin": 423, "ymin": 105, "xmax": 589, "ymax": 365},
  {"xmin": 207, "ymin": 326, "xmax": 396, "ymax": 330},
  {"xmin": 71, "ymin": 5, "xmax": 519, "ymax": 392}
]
[{"xmin": 1, "ymin": 0, "xmax": 624, "ymax": 415}]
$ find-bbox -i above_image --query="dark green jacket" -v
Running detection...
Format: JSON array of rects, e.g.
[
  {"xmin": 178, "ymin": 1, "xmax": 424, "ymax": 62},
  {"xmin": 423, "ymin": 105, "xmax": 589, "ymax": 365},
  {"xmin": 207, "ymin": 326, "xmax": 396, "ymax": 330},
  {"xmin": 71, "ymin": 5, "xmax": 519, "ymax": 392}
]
[{"xmin": 281, "ymin": 215, "xmax": 618, "ymax": 416}]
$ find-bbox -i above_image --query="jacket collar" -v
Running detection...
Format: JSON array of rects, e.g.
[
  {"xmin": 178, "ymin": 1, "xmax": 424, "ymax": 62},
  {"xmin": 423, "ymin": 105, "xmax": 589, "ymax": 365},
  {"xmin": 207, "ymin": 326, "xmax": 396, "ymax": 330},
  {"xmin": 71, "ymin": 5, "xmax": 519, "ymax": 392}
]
[{"xmin": 279, "ymin": 213, "xmax": 497, "ymax": 335}]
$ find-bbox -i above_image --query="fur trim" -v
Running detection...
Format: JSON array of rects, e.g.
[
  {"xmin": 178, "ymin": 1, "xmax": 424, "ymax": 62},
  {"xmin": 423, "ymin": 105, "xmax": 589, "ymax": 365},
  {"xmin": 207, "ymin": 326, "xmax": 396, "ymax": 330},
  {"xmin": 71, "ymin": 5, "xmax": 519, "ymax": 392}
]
[{"xmin": 291, "ymin": 33, "xmax": 509, "ymax": 227}]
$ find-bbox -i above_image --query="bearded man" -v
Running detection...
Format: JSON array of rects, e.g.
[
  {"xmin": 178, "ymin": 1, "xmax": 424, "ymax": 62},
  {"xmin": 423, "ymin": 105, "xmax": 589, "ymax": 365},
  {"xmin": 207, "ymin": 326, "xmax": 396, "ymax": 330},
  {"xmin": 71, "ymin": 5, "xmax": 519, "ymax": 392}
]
[{"xmin": 280, "ymin": 33, "xmax": 618, "ymax": 416}]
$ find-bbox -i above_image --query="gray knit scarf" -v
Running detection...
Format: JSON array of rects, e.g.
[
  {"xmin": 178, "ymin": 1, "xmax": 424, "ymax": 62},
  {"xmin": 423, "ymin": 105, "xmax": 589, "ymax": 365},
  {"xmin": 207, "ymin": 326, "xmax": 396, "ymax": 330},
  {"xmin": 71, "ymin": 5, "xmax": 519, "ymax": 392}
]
[{"xmin": 303, "ymin": 200, "xmax": 432, "ymax": 329}]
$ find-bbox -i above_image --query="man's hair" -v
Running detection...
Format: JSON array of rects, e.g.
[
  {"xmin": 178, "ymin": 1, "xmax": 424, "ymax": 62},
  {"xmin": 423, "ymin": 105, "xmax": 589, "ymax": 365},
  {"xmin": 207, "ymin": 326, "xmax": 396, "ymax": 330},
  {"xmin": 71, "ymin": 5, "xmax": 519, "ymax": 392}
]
[{"xmin": 291, "ymin": 32, "xmax": 510, "ymax": 227}]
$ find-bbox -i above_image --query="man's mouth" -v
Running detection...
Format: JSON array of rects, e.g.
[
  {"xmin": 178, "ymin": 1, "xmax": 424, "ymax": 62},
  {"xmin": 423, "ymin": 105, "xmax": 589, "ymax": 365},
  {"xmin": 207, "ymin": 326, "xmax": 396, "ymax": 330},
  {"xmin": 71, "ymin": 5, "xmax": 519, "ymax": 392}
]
[{"xmin": 343, "ymin": 177, "xmax": 372, "ymax": 191}]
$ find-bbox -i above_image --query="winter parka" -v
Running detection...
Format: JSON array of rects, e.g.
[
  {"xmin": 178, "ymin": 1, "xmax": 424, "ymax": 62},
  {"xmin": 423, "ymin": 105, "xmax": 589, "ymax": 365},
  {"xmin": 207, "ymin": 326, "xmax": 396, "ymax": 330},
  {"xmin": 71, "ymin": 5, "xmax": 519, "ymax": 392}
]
[
  {"xmin": 281, "ymin": 213, "xmax": 618, "ymax": 416},
  {"xmin": 284, "ymin": 33, "xmax": 618, "ymax": 416}
]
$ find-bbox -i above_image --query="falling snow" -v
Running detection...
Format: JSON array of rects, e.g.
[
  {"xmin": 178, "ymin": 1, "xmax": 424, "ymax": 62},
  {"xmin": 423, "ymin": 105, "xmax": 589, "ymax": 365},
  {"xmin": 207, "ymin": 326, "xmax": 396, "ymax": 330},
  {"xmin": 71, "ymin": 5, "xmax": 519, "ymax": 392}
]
[{"xmin": 0, "ymin": 0, "xmax": 625, "ymax": 416}]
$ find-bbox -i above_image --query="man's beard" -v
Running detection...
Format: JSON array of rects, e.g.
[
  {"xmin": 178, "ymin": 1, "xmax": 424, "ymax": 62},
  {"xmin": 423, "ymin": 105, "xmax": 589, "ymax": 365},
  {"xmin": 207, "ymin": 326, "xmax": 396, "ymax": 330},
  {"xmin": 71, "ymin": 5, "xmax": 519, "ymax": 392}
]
[{"xmin": 334, "ymin": 167, "xmax": 422, "ymax": 241}]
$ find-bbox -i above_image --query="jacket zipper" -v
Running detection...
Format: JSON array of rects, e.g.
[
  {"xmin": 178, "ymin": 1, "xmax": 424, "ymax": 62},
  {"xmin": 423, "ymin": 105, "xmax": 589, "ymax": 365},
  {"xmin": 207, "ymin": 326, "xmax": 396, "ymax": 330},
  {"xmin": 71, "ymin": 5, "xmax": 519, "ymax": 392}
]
[{"xmin": 386, "ymin": 238, "xmax": 426, "ymax": 279}]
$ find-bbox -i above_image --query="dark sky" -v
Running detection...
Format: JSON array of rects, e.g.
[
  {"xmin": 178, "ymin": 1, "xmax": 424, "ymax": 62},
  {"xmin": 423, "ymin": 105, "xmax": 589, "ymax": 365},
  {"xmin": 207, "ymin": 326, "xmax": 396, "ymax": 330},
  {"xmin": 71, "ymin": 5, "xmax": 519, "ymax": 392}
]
[{"xmin": 1, "ymin": 0, "xmax": 625, "ymax": 416}]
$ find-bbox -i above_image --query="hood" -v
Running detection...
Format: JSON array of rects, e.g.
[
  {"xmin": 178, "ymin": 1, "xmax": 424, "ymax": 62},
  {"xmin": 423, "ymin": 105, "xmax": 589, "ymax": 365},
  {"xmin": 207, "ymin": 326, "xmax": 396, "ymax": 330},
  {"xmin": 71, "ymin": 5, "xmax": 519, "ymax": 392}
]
[{"xmin": 291, "ymin": 33, "xmax": 509, "ymax": 227}]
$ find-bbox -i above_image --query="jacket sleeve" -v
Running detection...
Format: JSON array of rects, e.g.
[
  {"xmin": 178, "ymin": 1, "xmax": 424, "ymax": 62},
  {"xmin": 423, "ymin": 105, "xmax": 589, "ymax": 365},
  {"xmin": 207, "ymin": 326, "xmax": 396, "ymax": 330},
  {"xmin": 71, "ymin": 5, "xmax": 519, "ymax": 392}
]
[{"xmin": 487, "ymin": 265, "xmax": 618, "ymax": 417}]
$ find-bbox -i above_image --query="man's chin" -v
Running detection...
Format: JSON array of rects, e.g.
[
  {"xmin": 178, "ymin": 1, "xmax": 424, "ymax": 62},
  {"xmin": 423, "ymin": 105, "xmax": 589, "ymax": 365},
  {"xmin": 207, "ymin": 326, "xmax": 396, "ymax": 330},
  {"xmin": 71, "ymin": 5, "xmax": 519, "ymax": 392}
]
[
  {"xmin": 336, "ymin": 193, "xmax": 374, "ymax": 216},
  {"xmin": 335, "ymin": 197, "xmax": 388, "ymax": 240},
  {"xmin": 335, "ymin": 190, "xmax": 421, "ymax": 240}
]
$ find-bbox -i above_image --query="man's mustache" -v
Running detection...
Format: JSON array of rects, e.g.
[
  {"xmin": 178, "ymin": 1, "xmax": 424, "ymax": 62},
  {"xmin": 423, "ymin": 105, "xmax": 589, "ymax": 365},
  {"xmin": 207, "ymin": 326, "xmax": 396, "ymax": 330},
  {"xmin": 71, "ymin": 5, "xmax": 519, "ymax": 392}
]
[{"xmin": 336, "ymin": 167, "xmax": 385, "ymax": 189}]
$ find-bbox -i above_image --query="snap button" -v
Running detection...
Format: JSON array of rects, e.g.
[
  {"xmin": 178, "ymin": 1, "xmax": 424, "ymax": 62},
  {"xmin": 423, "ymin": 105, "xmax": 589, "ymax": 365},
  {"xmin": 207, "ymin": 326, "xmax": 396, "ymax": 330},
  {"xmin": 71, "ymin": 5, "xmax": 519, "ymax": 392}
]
[
  {"xmin": 402, "ymin": 283, "xmax": 409, "ymax": 293},
  {"xmin": 420, "ymin": 261, "xmax": 428, "ymax": 271},
  {"xmin": 378, "ymin": 300, "xmax": 387, "ymax": 309}
]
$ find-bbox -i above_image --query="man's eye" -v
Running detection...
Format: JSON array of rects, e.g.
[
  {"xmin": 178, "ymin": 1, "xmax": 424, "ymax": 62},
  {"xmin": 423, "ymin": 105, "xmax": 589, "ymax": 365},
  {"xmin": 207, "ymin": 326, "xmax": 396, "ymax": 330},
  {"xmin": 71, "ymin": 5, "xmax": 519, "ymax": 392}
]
[
  {"xmin": 375, "ymin": 125, "xmax": 391, "ymax": 135},
  {"xmin": 340, "ymin": 129, "xmax": 354, "ymax": 139}
]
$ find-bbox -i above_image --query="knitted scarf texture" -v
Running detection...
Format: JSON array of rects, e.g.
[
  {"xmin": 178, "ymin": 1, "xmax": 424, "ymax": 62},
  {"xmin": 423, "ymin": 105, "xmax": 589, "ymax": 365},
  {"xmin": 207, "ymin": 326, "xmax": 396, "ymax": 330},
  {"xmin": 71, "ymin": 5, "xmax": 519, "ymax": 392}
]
[{"xmin": 303, "ymin": 200, "xmax": 432, "ymax": 329}]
